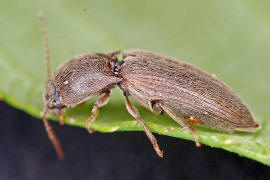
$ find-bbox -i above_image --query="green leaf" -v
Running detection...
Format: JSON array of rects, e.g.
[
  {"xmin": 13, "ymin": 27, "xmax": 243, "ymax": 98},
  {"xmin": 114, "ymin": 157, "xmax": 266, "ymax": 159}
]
[{"xmin": 1, "ymin": 0, "xmax": 270, "ymax": 165}]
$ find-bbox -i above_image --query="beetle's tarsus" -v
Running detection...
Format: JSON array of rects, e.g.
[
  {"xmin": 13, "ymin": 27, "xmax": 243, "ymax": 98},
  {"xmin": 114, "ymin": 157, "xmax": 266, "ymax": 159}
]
[
  {"xmin": 86, "ymin": 91, "xmax": 111, "ymax": 133},
  {"xmin": 124, "ymin": 96, "xmax": 163, "ymax": 158},
  {"xmin": 152, "ymin": 139, "xmax": 164, "ymax": 157}
]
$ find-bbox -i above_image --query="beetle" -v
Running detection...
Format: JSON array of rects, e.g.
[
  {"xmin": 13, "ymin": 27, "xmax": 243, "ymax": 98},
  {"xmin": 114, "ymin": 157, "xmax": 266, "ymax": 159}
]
[{"xmin": 39, "ymin": 14, "xmax": 260, "ymax": 159}]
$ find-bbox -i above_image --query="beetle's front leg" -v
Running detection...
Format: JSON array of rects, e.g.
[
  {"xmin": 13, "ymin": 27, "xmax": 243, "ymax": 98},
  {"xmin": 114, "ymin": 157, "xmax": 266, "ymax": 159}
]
[
  {"xmin": 124, "ymin": 96, "xmax": 163, "ymax": 157},
  {"xmin": 86, "ymin": 91, "xmax": 111, "ymax": 133}
]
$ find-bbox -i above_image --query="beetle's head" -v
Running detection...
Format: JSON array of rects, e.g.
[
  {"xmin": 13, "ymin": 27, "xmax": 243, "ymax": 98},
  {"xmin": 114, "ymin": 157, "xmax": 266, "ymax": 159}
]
[{"xmin": 44, "ymin": 78, "xmax": 65, "ymax": 114}]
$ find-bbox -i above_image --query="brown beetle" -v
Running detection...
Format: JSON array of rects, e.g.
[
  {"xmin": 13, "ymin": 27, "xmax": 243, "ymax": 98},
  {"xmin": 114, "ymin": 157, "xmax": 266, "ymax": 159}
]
[{"xmin": 39, "ymin": 15, "xmax": 260, "ymax": 159}]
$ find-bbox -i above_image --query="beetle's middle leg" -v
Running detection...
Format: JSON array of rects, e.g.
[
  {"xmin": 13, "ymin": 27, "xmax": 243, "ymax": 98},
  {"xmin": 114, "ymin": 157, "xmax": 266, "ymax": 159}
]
[
  {"xmin": 151, "ymin": 101, "xmax": 201, "ymax": 147},
  {"xmin": 86, "ymin": 91, "xmax": 110, "ymax": 133},
  {"xmin": 124, "ymin": 96, "xmax": 163, "ymax": 157}
]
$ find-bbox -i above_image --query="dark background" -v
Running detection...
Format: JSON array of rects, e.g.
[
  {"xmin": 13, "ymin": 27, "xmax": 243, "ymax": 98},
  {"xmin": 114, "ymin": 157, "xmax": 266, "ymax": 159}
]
[{"xmin": 0, "ymin": 101, "xmax": 269, "ymax": 180}]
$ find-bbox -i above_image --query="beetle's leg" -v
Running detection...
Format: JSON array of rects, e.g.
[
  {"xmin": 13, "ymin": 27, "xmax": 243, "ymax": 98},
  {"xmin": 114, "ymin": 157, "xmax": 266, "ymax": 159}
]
[
  {"xmin": 124, "ymin": 96, "xmax": 163, "ymax": 157},
  {"xmin": 160, "ymin": 104, "xmax": 201, "ymax": 147},
  {"xmin": 59, "ymin": 109, "xmax": 66, "ymax": 126},
  {"xmin": 86, "ymin": 91, "xmax": 110, "ymax": 133}
]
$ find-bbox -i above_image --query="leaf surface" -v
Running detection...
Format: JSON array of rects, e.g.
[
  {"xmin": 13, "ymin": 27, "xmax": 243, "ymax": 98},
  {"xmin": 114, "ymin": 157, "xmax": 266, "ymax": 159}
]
[{"xmin": 0, "ymin": 0, "xmax": 270, "ymax": 165}]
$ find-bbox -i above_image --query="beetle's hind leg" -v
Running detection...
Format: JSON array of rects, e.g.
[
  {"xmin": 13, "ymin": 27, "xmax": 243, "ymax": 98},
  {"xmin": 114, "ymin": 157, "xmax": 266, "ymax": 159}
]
[
  {"xmin": 86, "ymin": 91, "xmax": 111, "ymax": 133},
  {"xmin": 158, "ymin": 104, "xmax": 201, "ymax": 147},
  {"xmin": 124, "ymin": 96, "xmax": 163, "ymax": 157}
]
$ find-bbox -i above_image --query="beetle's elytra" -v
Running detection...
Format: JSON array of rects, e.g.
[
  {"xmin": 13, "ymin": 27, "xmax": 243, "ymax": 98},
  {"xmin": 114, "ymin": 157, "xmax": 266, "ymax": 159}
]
[{"xmin": 39, "ymin": 14, "xmax": 260, "ymax": 159}]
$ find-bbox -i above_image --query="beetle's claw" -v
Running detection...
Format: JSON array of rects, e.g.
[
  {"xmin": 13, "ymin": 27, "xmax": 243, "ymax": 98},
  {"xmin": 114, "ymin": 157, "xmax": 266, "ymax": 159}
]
[{"xmin": 87, "ymin": 127, "xmax": 95, "ymax": 134}]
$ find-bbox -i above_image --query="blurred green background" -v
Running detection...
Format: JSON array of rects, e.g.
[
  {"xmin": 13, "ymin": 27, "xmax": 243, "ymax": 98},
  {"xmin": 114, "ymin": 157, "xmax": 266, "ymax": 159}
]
[{"xmin": 0, "ymin": 0, "xmax": 269, "ymax": 165}]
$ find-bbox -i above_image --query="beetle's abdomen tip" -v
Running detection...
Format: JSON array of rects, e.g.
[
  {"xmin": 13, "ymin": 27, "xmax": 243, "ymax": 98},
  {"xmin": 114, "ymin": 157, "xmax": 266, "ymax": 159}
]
[
  {"xmin": 232, "ymin": 105, "xmax": 261, "ymax": 132},
  {"xmin": 235, "ymin": 121, "xmax": 261, "ymax": 132}
]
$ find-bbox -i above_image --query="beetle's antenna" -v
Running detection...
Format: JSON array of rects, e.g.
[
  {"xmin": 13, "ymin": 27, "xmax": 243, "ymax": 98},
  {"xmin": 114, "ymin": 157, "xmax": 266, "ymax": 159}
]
[
  {"xmin": 42, "ymin": 107, "xmax": 64, "ymax": 159},
  {"xmin": 38, "ymin": 12, "xmax": 51, "ymax": 80}
]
